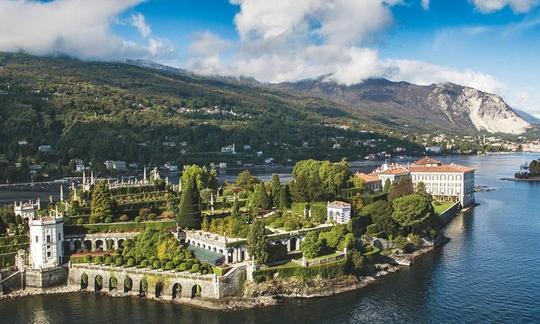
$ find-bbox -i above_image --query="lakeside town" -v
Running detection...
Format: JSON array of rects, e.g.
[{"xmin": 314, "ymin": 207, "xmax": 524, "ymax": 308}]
[{"xmin": 0, "ymin": 156, "xmax": 476, "ymax": 308}]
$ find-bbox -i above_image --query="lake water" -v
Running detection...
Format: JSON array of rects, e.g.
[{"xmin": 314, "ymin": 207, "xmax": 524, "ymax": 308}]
[{"xmin": 1, "ymin": 154, "xmax": 540, "ymax": 323}]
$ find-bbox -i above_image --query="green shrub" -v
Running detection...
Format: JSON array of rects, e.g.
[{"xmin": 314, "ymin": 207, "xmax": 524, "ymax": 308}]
[
  {"xmin": 93, "ymin": 255, "xmax": 103, "ymax": 264},
  {"xmin": 104, "ymin": 255, "xmax": 113, "ymax": 265},
  {"xmin": 178, "ymin": 263, "xmax": 188, "ymax": 271},
  {"xmin": 164, "ymin": 261, "xmax": 174, "ymax": 270},
  {"xmin": 126, "ymin": 258, "xmax": 136, "ymax": 267},
  {"xmin": 147, "ymin": 213, "xmax": 157, "ymax": 221},
  {"xmin": 76, "ymin": 218, "xmax": 85, "ymax": 225},
  {"xmin": 104, "ymin": 217, "xmax": 113, "ymax": 223},
  {"xmin": 139, "ymin": 259, "xmax": 149, "ymax": 268},
  {"xmin": 134, "ymin": 216, "xmax": 142, "ymax": 223},
  {"xmin": 83, "ymin": 255, "xmax": 92, "ymax": 263},
  {"xmin": 366, "ymin": 224, "xmax": 380, "ymax": 235},
  {"xmin": 115, "ymin": 256, "xmax": 124, "ymax": 266},
  {"xmin": 119, "ymin": 214, "xmax": 129, "ymax": 222},
  {"xmin": 152, "ymin": 260, "xmax": 161, "ymax": 269},
  {"xmin": 189, "ymin": 263, "xmax": 200, "ymax": 273}
]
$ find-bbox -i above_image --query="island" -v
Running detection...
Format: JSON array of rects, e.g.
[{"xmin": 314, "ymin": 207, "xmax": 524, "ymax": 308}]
[
  {"xmin": 505, "ymin": 159, "xmax": 540, "ymax": 181},
  {"xmin": 0, "ymin": 157, "xmax": 475, "ymax": 310}
]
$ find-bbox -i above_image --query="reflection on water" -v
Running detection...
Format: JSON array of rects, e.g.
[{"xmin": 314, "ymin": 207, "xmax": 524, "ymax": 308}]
[{"xmin": 1, "ymin": 153, "xmax": 540, "ymax": 323}]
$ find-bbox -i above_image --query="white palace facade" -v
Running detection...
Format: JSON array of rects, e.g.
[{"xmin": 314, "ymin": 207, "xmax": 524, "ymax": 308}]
[{"xmin": 356, "ymin": 157, "xmax": 475, "ymax": 207}]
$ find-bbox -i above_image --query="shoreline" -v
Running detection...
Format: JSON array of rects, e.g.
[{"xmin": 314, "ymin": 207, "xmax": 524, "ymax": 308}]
[
  {"xmin": 501, "ymin": 177, "xmax": 540, "ymax": 182},
  {"xmin": 0, "ymin": 248, "xmax": 437, "ymax": 311}
]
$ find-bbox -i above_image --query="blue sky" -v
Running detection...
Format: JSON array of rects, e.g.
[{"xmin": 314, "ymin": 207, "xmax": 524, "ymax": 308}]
[{"xmin": 1, "ymin": 0, "xmax": 540, "ymax": 116}]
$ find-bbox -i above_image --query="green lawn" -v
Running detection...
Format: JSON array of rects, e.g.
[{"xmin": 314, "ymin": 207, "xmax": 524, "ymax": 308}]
[
  {"xmin": 433, "ymin": 201, "xmax": 455, "ymax": 214},
  {"xmin": 307, "ymin": 251, "xmax": 342, "ymax": 262}
]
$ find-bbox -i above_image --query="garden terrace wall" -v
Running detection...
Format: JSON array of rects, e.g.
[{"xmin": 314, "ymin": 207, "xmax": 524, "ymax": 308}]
[{"xmin": 68, "ymin": 263, "xmax": 245, "ymax": 299}]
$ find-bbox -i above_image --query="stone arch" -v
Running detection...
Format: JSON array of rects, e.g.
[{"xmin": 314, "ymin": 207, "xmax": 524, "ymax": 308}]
[
  {"xmin": 62, "ymin": 241, "xmax": 71, "ymax": 255},
  {"xmin": 289, "ymin": 237, "xmax": 298, "ymax": 251},
  {"xmin": 106, "ymin": 239, "xmax": 115, "ymax": 251},
  {"xmin": 124, "ymin": 277, "xmax": 133, "ymax": 293},
  {"xmin": 155, "ymin": 282, "xmax": 164, "ymax": 298},
  {"xmin": 80, "ymin": 273, "xmax": 88, "ymax": 290},
  {"xmin": 172, "ymin": 283, "xmax": 182, "ymax": 299},
  {"xmin": 95, "ymin": 240, "xmax": 104, "ymax": 251},
  {"xmin": 213, "ymin": 247, "xmax": 217, "ymax": 252},
  {"xmin": 191, "ymin": 284, "xmax": 202, "ymax": 298},
  {"xmin": 94, "ymin": 275, "xmax": 103, "ymax": 292},
  {"xmin": 109, "ymin": 276, "xmax": 118, "ymax": 291},
  {"xmin": 118, "ymin": 239, "xmax": 125, "ymax": 249},
  {"xmin": 139, "ymin": 278, "xmax": 148, "ymax": 296},
  {"xmin": 74, "ymin": 240, "xmax": 82, "ymax": 251},
  {"xmin": 227, "ymin": 249, "xmax": 234, "ymax": 263},
  {"xmin": 84, "ymin": 240, "xmax": 92, "ymax": 251}
]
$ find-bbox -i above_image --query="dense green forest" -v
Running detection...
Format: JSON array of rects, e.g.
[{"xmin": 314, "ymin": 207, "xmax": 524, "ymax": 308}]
[{"xmin": 0, "ymin": 53, "xmax": 423, "ymax": 182}]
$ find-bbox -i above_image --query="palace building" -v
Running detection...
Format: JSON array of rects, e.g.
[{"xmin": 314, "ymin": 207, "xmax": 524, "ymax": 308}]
[{"xmin": 355, "ymin": 157, "xmax": 475, "ymax": 207}]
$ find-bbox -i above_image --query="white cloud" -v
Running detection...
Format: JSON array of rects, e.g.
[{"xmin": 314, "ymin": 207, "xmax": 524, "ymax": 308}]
[
  {"xmin": 187, "ymin": 0, "xmax": 503, "ymax": 97},
  {"xmin": 421, "ymin": 0, "xmax": 430, "ymax": 10},
  {"xmin": 131, "ymin": 13, "xmax": 151, "ymax": 38},
  {"xmin": 0, "ymin": 0, "xmax": 173, "ymax": 60},
  {"xmin": 384, "ymin": 59, "xmax": 504, "ymax": 93},
  {"xmin": 472, "ymin": 0, "xmax": 540, "ymax": 13}
]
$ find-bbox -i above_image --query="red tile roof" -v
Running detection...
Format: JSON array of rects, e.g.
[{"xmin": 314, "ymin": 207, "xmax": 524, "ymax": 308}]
[
  {"xmin": 415, "ymin": 157, "xmax": 442, "ymax": 166},
  {"xmin": 355, "ymin": 172, "xmax": 381, "ymax": 183}
]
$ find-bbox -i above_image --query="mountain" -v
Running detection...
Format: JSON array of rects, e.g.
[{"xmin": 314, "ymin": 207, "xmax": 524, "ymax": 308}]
[
  {"xmin": 275, "ymin": 78, "xmax": 531, "ymax": 135},
  {"xmin": 515, "ymin": 109, "xmax": 540, "ymax": 125},
  {"xmin": 0, "ymin": 52, "xmax": 425, "ymax": 182}
]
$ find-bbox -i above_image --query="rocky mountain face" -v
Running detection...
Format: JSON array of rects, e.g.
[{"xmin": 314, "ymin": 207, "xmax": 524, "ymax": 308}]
[{"xmin": 276, "ymin": 78, "xmax": 531, "ymax": 134}]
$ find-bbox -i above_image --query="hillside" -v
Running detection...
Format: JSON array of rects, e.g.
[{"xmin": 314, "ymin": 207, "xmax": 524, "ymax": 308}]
[
  {"xmin": 0, "ymin": 53, "xmax": 421, "ymax": 182},
  {"xmin": 275, "ymin": 78, "xmax": 531, "ymax": 135}
]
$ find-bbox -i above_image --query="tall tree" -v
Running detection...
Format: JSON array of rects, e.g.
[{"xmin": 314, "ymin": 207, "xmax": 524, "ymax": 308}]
[
  {"xmin": 391, "ymin": 194, "xmax": 432, "ymax": 234},
  {"xmin": 90, "ymin": 181, "xmax": 115, "ymax": 223},
  {"xmin": 247, "ymin": 219, "xmax": 269, "ymax": 265},
  {"xmin": 279, "ymin": 185, "xmax": 291, "ymax": 210},
  {"xmin": 231, "ymin": 196, "xmax": 240, "ymax": 218},
  {"xmin": 236, "ymin": 170, "xmax": 260, "ymax": 191},
  {"xmin": 248, "ymin": 183, "xmax": 271, "ymax": 210},
  {"xmin": 269, "ymin": 174, "xmax": 281, "ymax": 207},
  {"xmin": 177, "ymin": 177, "xmax": 202, "ymax": 229}
]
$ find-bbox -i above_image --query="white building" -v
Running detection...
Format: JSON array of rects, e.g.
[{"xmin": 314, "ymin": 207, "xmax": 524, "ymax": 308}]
[
  {"xmin": 408, "ymin": 157, "xmax": 475, "ymax": 207},
  {"xmin": 327, "ymin": 201, "xmax": 352, "ymax": 224},
  {"xmin": 29, "ymin": 212, "xmax": 64, "ymax": 269},
  {"xmin": 221, "ymin": 144, "xmax": 236, "ymax": 153},
  {"xmin": 373, "ymin": 163, "xmax": 411, "ymax": 184},
  {"xmin": 14, "ymin": 199, "xmax": 40, "ymax": 220},
  {"xmin": 104, "ymin": 160, "xmax": 127, "ymax": 171}
]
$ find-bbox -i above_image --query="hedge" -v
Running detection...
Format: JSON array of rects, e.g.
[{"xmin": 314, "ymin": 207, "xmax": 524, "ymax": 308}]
[
  {"xmin": 310, "ymin": 202, "xmax": 327, "ymax": 223},
  {"xmin": 253, "ymin": 259, "xmax": 347, "ymax": 283},
  {"xmin": 291, "ymin": 203, "xmax": 309, "ymax": 216},
  {"xmin": 361, "ymin": 192, "xmax": 388, "ymax": 205}
]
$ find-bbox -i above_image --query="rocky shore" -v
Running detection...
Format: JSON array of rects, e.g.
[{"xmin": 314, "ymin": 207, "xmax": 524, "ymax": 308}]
[{"xmin": 0, "ymin": 285, "xmax": 79, "ymax": 300}]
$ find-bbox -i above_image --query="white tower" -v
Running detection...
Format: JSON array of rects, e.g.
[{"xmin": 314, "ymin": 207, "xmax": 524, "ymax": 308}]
[{"xmin": 29, "ymin": 211, "xmax": 64, "ymax": 269}]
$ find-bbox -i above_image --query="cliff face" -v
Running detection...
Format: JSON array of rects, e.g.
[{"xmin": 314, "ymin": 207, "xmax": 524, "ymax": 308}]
[
  {"xmin": 277, "ymin": 79, "xmax": 532, "ymax": 134},
  {"xmin": 428, "ymin": 83, "xmax": 531, "ymax": 134}
]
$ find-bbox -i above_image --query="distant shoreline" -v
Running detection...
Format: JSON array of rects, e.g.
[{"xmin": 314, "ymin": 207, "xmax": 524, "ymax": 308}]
[{"xmin": 500, "ymin": 177, "xmax": 540, "ymax": 182}]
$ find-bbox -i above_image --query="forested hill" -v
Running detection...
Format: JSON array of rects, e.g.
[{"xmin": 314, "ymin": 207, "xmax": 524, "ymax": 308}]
[{"xmin": 0, "ymin": 53, "xmax": 422, "ymax": 181}]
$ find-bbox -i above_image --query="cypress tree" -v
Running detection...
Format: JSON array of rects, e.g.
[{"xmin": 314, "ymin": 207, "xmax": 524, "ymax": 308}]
[
  {"xmin": 279, "ymin": 185, "xmax": 291, "ymax": 209},
  {"xmin": 270, "ymin": 174, "xmax": 281, "ymax": 207},
  {"xmin": 247, "ymin": 219, "xmax": 269, "ymax": 265},
  {"xmin": 177, "ymin": 177, "xmax": 202, "ymax": 229}
]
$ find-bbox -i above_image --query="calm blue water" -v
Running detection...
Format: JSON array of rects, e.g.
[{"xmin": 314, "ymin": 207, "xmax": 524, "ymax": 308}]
[{"xmin": 1, "ymin": 154, "xmax": 540, "ymax": 323}]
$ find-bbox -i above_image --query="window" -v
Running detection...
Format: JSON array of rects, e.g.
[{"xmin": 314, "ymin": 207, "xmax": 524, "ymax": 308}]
[
  {"xmin": 47, "ymin": 251, "xmax": 51, "ymax": 258},
  {"xmin": 58, "ymin": 233, "xmax": 61, "ymax": 240},
  {"xmin": 35, "ymin": 236, "xmax": 39, "ymax": 243},
  {"xmin": 46, "ymin": 235, "xmax": 51, "ymax": 243}
]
